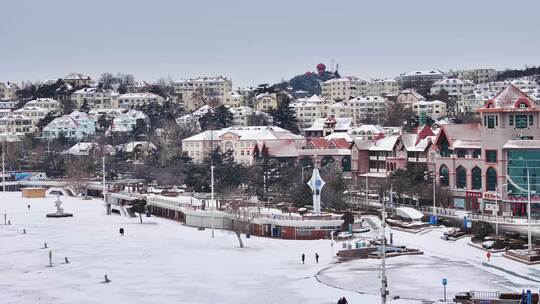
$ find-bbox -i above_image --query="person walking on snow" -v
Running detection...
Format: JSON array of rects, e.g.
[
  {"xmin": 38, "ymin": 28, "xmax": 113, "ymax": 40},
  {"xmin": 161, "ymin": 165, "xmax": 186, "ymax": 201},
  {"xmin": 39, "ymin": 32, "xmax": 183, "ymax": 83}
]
[
  {"xmin": 301, "ymin": 253, "xmax": 305, "ymax": 264},
  {"xmin": 315, "ymin": 253, "xmax": 319, "ymax": 263},
  {"xmin": 119, "ymin": 227, "xmax": 125, "ymax": 236}
]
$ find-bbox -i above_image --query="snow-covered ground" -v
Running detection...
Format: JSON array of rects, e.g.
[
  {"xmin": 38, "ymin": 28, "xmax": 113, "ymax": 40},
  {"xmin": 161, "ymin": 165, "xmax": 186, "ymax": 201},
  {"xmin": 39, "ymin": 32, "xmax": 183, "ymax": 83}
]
[{"xmin": 1, "ymin": 192, "xmax": 538, "ymax": 304}]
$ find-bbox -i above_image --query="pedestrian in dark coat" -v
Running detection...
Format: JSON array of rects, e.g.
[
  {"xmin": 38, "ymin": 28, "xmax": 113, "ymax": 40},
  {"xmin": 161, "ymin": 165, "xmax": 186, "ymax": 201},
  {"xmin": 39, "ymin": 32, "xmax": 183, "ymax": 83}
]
[
  {"xmin": 301, "ymin": 253, "xmax": 305, "ymax": 264},
  {"xmin": 119, "ymin": 227, "xmax": 124, "ymax": 236},
  {"xmin": 315, "ymin": 253, "xmax": 319, "ymax": 263}
]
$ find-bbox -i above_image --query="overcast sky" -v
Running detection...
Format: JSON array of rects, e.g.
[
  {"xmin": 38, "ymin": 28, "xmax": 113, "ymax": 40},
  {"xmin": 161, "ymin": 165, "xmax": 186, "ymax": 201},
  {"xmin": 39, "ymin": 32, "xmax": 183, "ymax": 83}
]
[{"xmin": 1, "ymin": 0, "xmax": 539, "ymax": 87}]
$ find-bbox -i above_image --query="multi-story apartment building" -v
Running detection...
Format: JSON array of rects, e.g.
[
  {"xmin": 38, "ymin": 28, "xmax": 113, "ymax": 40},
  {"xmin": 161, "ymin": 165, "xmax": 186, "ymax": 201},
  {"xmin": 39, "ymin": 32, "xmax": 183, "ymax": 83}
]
[
  {"xmin": 396, "ymin": 88, "xmax": 426, "ymax": 108},
  {"xmin": 42, "ymin": 110, "xmax": 96, "ymax": 140},
  {"xmin": 182, "ymin": 126, "xmax": 305, "ymax": 165},
  {"xmin": 411, "ymin": 100, "xmax": 447, "ymax": 119},
  {"xmin": 72, "ymin": 88, "xmax": 117, "ymax": 109},
  {"xmin": 0, "ymin": 82, "xmax": 19, "ymax": 100},
  {"xmin": 228, "ymin": 106, "xmax": 272, "ymax": 127},
  {"xmin": 111, "ymin": 109, "xmax": 149, "ymax": 132},
  {"xmin": 321, "ymin": 77, "xmax": 367, "ymax": 101},
  {"xmin": 174, "ymin": 76, "xmax": 232, "ymax": 111},
  {"xmin": 0, "ymin": 114, "xmax": 34, "ymax": 134},
  {"xmin": 455, "ymin": 68, "xmax": 498, "ymax": 84},
  {"xmin": 397, "ymin": 69, "xmax": 447, "ymax": 94},
  {"xmin": 13, "ymin": 106, "xmax": 49, "ymax": 130},
  {"xmin": 430, "ymin": 78, "xmax": 474, "ymax": 100},
  {"xmin": 348, "ymin": 96, "xmax": 388, "ymax": 125},
  {"xmin": 223, "ymin": 91, "xmax": 245, "ymax": 108},
  {"xmin": 63, "ymin": 73, "xmax": 92, "ymax": 87},
  {"xmin": 433, "ymin": 85, "xmax": 540, "ymax": 216},
  {"xmin": 290, "ymin": 94, "xmax": 329, "ymax": 130},
  {"xmin": 254, "ymin": 92, "xmax": 277, "ymax": 111},
  {"xmin": 116, "ymin": 93, "xmax": 164, "ymax": 108},
  {"xmin": 25, "ymin": 98, "xmax": 61, "ymax": 112},
  {"xmin": 126, "ymin": 81, "xmax": 153, "ymax": 93},
  {"xmin": 366, "ymin": 79, "xmax": 399, "ymax": 96}
]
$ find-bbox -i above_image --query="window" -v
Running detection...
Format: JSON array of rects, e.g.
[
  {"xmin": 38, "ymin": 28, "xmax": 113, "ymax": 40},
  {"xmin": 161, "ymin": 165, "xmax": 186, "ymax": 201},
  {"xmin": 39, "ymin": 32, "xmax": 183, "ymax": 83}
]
[
  {"xmin": 471, "ymin": 167, "xmax": 482, "ymax": 190},
  {"xmin": 509, "ymin": 115, "xmax": 514, "ymax": 126},
  {"xmin": 473, "ymin": 149, "xmax": 481, "ymax": 159},
  {"xmin": 486, "ymin": 150, "xmax": 497, "ymax": 163},
  {"xmin": 486, "ymin": 167, "xmax": 497, "ymax": 191},
  {"xmin": 530, "ymin": 115, "xmax": 534, "ymax": 126},
  {"xmin": 457, "ymin": 149, "xmax": 467, "ymax": 158},
  {"xmin": 516, "ymin": 115, "xmax": 528, "ymax": 129},
  {"xmin": 439, "ymin": 165, "xmax": 449, "ymax": 187},
  {"xmin": 456, "ymin": 166, "xmax": 467, "ymax": 189},
  {"xmin": 486, "ymin": 115, "xmax": 496, "ymax": 129}
]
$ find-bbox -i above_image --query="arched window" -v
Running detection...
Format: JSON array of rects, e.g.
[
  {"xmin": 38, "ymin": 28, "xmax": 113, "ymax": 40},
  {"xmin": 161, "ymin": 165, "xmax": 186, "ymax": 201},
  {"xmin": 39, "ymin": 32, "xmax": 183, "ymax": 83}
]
[
  {"xmin": 341, "ymin": 156, "xmax": 351, "ymax": 172},
  {"xmin": 321, "ymin": 156, "xmax": 334, "ymax": 168},
  {"xmin": 486, "ymin": 167, "xmax": 497, "ymax": 191},
  {"xmin": 439, "ymin": 165, "xmax": 449, "ymax": 187},
  {"xmin": 471, "ymin": 166, "xmax": 482, "ymax": 190},
  {"xmin": 456, "ymin": 166, "xmax": 467, "ymax": 189}
]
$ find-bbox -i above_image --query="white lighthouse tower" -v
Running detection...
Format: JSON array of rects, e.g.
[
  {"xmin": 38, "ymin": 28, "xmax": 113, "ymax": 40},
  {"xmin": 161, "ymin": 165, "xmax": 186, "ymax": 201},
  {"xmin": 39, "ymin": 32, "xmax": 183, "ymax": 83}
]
[{"xmin": 307, "ymin": 168, "xmax": 325, "ymax": 214}]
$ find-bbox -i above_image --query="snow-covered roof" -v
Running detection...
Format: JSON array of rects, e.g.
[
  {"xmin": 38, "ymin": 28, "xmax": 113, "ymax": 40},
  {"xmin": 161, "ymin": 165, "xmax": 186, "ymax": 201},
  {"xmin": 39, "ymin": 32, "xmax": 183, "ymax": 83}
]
[
  {"xmin": 400, "ymin": 69, "xmax": 446, "ymax": 77},
  {"xmin": 62, "ymin": 142, "xmax": 114, "ymax": 156},
  {"xmin": 323, "ymin": 76, "xmax": 365, "ymax": 84},
  {"xmin": 413, "ymin": 100, "xmax": 446, "ymax": 106},
  {"xmin": 324, "ymin": 132, "xmax": 355, "ymax": 143},
  {"xmin": 117, "ymin": 92, "xmax": 163, "ymax": 99},
  {"xmin": 399, "ymin": 89, "xmax": 426, "ymax": 101},
  {"xmin": 69, "ymin": 110, "xmax": 92, "ymax": 121},
  {"xmin": 25, "ymin": 98, "xmax": 60, "ymax": 106},
  {"xmin": 348, "ymin": 124, "xmax": 385, "ymax": 135},
  {"xmin": 432, "ymin": 78, "xmax": 474, "ymax": 86},
  {"xmin": 304, "ymin": 117, "xmax": 352, "ymax": 131},
  {"xmin": 183, "ymin": 126, "xmax": 303, "ymax": 142},
  {"xmin": 119, "ymin": 141, "xmax": 157, "ymax": 153},
  {"xmin": 503, "ymin": 140, "xmax": 540, "ymax": 149},
  {"xmin": 369, "ymin": 134, "xmax": 400, "ymax": 151},
  {"xmin": 478, "ymin": 85, "xmax": 538, "ymax": 112},
  {"xmin": 175, "ymin": 76, "xmax": 230, "ymax": 83},
  {"xmin": 64, "ymin": 73, "xmax": 91, "ymax": 80}
]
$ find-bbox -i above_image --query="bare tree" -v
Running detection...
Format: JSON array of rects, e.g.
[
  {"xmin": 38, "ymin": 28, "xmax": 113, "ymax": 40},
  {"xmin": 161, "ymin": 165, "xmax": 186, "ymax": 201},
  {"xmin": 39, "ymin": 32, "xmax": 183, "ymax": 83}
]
[
  {"xmin": 191, "ymin": 87, "xmax": 221, "ymax": 109},
  {"xmin": 226, "ymin": 201, "xmax": 256, "ymax": 248},
  {"xmin": 65, "ymin": 158, "xmax": 94, "ymax": 197}
]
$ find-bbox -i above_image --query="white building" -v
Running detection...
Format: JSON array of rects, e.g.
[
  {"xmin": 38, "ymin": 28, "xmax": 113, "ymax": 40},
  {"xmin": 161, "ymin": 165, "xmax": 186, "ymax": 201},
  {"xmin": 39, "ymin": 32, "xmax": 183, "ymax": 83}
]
[
  {"xmin": 366, "ymin": 79, "xmax": 399, "ymax": 96},
  {"xmin": 0, "ymin": 82, "xmax": 19, "ymax": 100},
  {"xmin": 347, "ymin": 95, "xmax": 388, "ymax": 125},
  {"xmin": 174, "ymin": 76, "xmax": 232, "ymax": 111},
  {"xmin": 430, "ymin": 77, "xmax": 474, "ymax": 100},
  {"xmin": 63, "ymin": 73, "xmax": 92, "ymax": 87},
  {"xmin": 254, "ymin": 92, "xmax": 278, "ymax": 111},
  {"xmin": 229, "ymin": 106, "xmax": 272, "ymax": 127},
  {"xmin": 223, "ymin": 91, "xmax": 245, "ymax": 108},
  {"xmin": 411, "ymin": 100, "xmax": 447, "ymax": 119},
  {"xmin": 117, "ymin": 93, "xmax": 164, "ymax": 108},
  {"xmin": 182, "ymin": 126, "xmax": 305, "ymax": 165},
  {"xmin": 0, "ymin": 101, "xmax": 19, "ymax": 109},
  {"xmin": 290, "ymin": 94, "xmax": 329, "ymax": 130},
  {"xmin": 0, "ymin": 114, "xmax": 33, "ymax": 134},
  {"xmin": 13, "ymin": 106, "xmax": 49, "ymax": 130},
  {"xmin": 25, "ymin": 98, "xmax": 61, "ymax": 112},
  {"xmin": 72, "ymin": 88, "xmax": 117, "ymax": 108},
  {"xmin": 42, "ymin": 110, "xmax": 96, "ymax": 140},
  {"xmin": 321, "ymin": 77, "xmax": 367, "ymax": 101},
  {"xmin": 348, "ymin": 124, "xmax": 385, "ymax": 140},
  {"xmin": 455, "ymin": 68, "xmax": 498, "ymax": 84},
  {"xmin": 111, "ymin": 109, "xmax": 149, "ymax": 132},
  {"xmin": 396, "ymin": 88, "xmax": 426, "ymax": 108}
]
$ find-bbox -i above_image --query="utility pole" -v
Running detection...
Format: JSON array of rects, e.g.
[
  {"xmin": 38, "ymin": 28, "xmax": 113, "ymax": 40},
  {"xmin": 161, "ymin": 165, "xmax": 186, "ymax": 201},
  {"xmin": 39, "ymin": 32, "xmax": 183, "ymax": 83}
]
[
  {"xmin": 365, "ymin": 175, "xmax": 369, "ymax": 207},
  {"xmin": 381, "ymin": 184, "xmax": 389, "ymax": 304},
  {"xmin": 2, "ymin": 139, "xmax": 5, "ymax": 192},
  {"xmin": 432, "ymin": 170, "xmax": 436, "ymax": 211},
  {"xmin": 527, "ymin": 169, "xmax": 532, "ymax": 255},
  {"xmin": 211, "ymin": 165, "xmax": 215, "ymax": 238}
]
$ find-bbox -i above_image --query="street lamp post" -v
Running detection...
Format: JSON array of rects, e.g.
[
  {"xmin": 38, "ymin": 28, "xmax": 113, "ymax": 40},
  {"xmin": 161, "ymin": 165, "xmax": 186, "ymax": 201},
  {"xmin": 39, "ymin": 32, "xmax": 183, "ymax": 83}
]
[
  {"xmin": 527, "ymin": 170, "xmax": 533, "ymax": 255},
  {"xmin": 211, "ymin": 165, "xmax": 215, "ymax": 238}
]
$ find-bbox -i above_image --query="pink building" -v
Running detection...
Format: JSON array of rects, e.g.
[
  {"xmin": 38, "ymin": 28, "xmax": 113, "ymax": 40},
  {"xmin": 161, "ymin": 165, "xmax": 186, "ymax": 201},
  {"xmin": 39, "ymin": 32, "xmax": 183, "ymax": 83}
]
[{"xmin": 433, "ymin": 85, "xmax": 540, "ymax": 216}]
